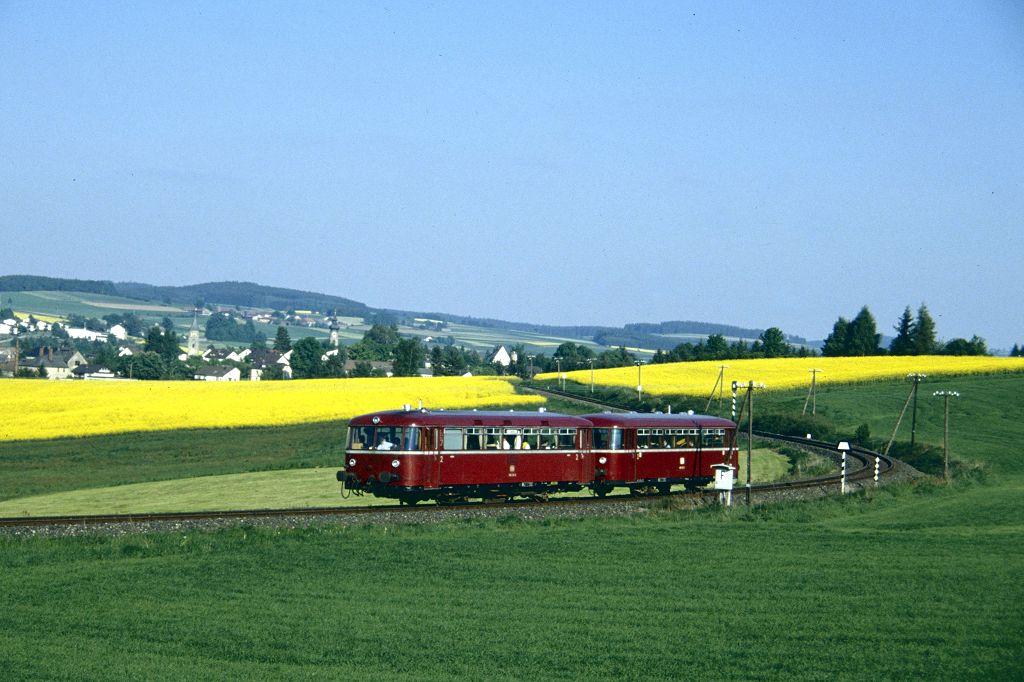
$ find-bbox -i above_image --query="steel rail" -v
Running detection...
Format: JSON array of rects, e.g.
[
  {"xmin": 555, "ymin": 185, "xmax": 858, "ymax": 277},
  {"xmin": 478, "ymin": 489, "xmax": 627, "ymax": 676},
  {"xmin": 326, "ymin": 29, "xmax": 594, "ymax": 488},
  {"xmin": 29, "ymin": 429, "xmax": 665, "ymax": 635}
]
[{"xmin": 0, "ymin": 433, "xmax": 894, "ymax": 529}]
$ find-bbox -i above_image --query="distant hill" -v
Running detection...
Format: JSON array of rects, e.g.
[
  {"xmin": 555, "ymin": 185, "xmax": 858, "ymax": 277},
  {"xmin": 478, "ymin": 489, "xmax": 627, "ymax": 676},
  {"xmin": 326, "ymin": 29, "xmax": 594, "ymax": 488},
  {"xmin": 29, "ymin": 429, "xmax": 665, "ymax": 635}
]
[
  {"xmin": 114, "ymin": 281, "xmax": 370, "ymax": 318},
  {"xmin": 0, "ymin": 275, "xmax": 118, "ymax": 296},
  {"xmin": 1, "ymin": 274, "xmax": 800, "ymax": 350}
]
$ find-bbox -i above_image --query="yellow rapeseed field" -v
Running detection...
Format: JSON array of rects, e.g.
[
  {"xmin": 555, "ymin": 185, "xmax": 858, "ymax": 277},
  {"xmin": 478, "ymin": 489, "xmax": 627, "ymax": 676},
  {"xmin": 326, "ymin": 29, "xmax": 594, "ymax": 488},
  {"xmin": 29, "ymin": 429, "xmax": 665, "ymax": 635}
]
[
  {"xmin": 0, "ymin": 376, "xmax": 543, "ymax": 442},
  {"xmin": 538, "ymin": 356, "xmax": 1024, "ymax": 397}
]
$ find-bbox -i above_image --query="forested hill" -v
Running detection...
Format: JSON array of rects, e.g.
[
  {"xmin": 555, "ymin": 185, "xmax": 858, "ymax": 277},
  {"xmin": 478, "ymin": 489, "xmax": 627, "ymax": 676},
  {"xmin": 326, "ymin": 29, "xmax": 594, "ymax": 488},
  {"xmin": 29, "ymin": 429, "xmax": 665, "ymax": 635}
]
[
  {"xmin": 0, "ymin": 275, "xmax": 118, "ymax": 296},
  {"xmin": 1, "ymin": 274, "xmax": 795, "ymax": 347},
  {"xmin": 114, "ymin": 281, "xmax": 371, "ymax": 317},
  {"xmin": 413, "ymin": 312, "xmax": 808, "ymax": 347}
]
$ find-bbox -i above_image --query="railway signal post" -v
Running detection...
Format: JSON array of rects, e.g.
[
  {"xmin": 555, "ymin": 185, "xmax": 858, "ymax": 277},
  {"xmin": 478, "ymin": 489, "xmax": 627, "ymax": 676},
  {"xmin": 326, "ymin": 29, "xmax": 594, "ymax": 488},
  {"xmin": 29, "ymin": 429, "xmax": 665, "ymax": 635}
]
[
  {"xmin": 838, "ymin": 441, "xmax": 850, "ymax": 494},
  {"xmin": 635, "ymin": 360, "xmax": 644, "ymax": 402}
]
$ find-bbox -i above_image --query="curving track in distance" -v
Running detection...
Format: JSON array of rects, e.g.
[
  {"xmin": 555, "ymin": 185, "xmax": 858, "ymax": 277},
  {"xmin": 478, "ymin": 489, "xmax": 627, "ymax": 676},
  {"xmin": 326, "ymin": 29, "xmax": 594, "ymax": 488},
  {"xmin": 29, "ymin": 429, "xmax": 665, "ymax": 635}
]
[{"xmin": 0, "ymin": 397, "xmax": 897, "ymax": 530}]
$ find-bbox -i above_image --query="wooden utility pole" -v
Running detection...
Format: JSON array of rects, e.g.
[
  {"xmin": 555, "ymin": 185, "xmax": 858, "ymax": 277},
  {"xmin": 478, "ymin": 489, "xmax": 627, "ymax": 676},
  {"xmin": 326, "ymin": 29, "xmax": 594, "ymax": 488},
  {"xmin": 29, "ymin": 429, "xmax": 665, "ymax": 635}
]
[
  {"xmin": 802, "ymin": 369, "xmax": 822, "ymax": 415},
  {"xmin": 706, "ymin": 364, "xmax": 728, "ymax": 414},
  {"xmin": 908, "ymin": 373, "xmax": 926, "ymax": 451},
  {"xmin": 934, "ymin": 390, "xmax": 959, "ymax": 484}
]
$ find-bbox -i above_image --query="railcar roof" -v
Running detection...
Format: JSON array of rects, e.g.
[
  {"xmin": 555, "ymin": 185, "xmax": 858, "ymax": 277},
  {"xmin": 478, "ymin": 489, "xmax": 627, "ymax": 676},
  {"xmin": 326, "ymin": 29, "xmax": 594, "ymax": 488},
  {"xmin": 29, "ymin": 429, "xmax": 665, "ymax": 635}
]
[
  {"xmin": 581, "ymin": 412, "xmax": 736, "ymax": 429},
  {"xmin": 349, "ymin": 409, "xmax": 593, "ymax": 428}
]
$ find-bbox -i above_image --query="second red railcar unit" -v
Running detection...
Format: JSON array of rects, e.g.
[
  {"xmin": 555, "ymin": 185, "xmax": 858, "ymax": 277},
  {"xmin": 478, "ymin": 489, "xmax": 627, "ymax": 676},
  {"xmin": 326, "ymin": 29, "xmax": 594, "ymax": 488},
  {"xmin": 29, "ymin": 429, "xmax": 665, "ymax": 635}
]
[{"xmin": 582, "ymin": 412, "xmax": 738, "ymax": 496}]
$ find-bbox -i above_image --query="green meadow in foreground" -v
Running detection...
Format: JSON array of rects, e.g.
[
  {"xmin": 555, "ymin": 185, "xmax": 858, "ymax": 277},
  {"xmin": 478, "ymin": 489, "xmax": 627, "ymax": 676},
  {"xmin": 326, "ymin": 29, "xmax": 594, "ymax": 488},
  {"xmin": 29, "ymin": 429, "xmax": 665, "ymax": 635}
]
[
  {"xmin": 0, "ymin": 374, "xmax": 1021, "ymax": 680},
  {"xmin": 1, "ymin": 482, "xmax": 1022, "ymax": 681}
]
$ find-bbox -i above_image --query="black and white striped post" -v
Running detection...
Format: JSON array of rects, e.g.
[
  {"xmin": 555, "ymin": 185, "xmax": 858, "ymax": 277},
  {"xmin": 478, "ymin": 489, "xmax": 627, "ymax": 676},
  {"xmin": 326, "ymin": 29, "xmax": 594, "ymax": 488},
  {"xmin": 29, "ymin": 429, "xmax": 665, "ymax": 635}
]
[
  {"xmin": 838, "ymin": 441, "xmax": 850, "ymax": 494},
  {"xmin": 731, "ymin": 381, "xmax": 738, "ymax": 421},
  {"xmin": 874, "ymin": 456, "xmax": 880, "ymax": 484}
]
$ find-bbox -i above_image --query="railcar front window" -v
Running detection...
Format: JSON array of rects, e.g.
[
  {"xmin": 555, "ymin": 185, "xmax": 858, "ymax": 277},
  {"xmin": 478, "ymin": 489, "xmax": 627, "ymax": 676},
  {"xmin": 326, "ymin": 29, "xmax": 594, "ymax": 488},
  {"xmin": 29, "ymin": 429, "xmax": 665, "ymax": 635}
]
[
  {"xmin": 349, "ymin": 426, "xmax": 375, "ymax": 450},
  {"xmin": 592, "ymin": 428, "xmax": 623, "ymax": 450}
]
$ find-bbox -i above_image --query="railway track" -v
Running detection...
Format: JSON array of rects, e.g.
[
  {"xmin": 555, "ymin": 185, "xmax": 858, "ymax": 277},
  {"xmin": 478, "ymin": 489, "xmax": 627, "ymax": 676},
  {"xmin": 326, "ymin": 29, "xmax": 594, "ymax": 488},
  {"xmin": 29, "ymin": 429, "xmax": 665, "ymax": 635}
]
[
  {"xmin": 0, "ymin": 387, "xmax": 894, "ymax": 529},
  {"xmin": 0, "ymin": 432, "xmax": 895, "ymax": 530}
]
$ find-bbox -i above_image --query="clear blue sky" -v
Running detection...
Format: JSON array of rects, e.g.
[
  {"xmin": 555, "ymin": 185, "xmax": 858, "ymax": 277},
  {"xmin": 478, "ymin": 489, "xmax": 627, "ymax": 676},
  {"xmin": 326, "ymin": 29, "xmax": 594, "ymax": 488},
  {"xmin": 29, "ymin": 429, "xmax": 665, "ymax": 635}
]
[{"xmin": 2, "ymin": 1, "xmax": 1022, "ymax": 348}]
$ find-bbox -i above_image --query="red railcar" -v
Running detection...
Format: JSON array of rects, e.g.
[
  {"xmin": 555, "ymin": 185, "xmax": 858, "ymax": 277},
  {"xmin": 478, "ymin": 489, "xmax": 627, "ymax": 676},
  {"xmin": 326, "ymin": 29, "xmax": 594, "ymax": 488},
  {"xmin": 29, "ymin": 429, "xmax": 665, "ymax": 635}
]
[
  {"xmin": 338, "ymin": 408, "xmax": 594, "ymax": 504},
  {"xmin": 582, "ymin": 412, "xmax": 738, "ymax": 496}
]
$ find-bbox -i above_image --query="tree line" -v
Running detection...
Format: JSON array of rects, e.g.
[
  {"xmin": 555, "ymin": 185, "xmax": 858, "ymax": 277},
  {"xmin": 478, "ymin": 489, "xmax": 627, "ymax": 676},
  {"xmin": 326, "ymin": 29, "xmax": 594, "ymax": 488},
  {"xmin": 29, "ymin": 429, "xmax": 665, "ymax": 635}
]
[{"xmin": 823, "ymin": 304, "xmax": 988, "ymax": 356}]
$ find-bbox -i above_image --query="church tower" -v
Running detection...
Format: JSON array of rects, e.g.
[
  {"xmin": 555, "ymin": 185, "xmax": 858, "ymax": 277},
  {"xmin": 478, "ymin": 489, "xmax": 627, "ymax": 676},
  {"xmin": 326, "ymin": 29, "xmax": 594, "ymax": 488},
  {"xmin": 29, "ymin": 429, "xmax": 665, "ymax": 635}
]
[
  {"xmin": 187, "ymin": 310, "xmax": 201, "ymax": 357},
  {"xmin": 328, "ymin": 315, "xmax": 340, "ymax": 349}
]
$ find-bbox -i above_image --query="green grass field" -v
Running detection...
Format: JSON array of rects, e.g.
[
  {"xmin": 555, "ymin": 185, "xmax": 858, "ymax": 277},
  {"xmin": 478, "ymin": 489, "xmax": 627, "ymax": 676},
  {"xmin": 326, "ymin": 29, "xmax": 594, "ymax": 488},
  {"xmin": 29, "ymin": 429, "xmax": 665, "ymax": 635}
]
[{"xmin": 0, "ymin": 373, "xmax": 1021, "ymax": 679}]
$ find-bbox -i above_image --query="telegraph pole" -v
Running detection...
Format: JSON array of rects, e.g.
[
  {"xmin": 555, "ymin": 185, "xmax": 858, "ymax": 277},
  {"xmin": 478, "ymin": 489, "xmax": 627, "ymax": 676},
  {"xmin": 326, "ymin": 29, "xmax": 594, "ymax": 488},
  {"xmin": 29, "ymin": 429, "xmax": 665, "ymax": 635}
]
[
  {"xmin": 588, "ymin": 358, "xmax": 595, "ymax": 393},
  {"xmin": 934, "ymin": 390, "xmax": 959, "ymax": 484},
  {"xmin": 741, "ymin": 381, "xmax": 766, "ymax": 506},
  {"xmin": 908, "ymin": 373, "xmax": 926, "ymax": 451},
  {"xmin": 706, "ymin": 364, "xmax": 728, "ymax": 414},
  {"xmin": 802, "ymin": 369, "xmax": 822, "ymax": 415}
]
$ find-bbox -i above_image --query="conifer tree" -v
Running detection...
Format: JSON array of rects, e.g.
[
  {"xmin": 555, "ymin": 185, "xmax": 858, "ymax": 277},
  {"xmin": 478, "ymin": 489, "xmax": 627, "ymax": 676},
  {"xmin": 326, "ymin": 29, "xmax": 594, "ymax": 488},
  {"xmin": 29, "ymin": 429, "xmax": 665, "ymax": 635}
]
[
  {"xmin": 822, "ymin": 317, "xmax": 850, "ymax": 357},
  {"xmin": 889, "ymin": 306, "xmax": 916, "ymax": 355},
  {"xmin": 273, "ymin": 325, "xmax": 292, "ymax": 352},
  {"xmin": 846, "ymin": 306, "xmax": 882, "ymax": 356},
  {"xmin": 912, "ymin": 304, "xmax": 938, "ymax": 355}
]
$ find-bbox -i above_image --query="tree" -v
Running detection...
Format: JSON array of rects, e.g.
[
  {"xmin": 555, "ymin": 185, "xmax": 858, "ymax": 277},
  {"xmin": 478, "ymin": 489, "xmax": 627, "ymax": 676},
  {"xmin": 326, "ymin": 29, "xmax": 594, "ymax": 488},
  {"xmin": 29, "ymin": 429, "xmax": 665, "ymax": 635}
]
[
  {"xmin": 350, "ymin": 324, "xmax": 401, "ymax": 361},
  {"xmin": 597, "ymin": 346, "xmax": 635, "ymax": 369},
  {"xmin": 144, "ymin": 326, "xmax": 180, "ymax": 363},
  {"xmin": 393, "ymin": 338, "xmax": 425, "ymax": 376},
  {"xmin": 290, "ymin": 337, "xmax": 326, "ymax": 378},
  {"xmin": 889, "ymin": 306, "xmax": 916, "ymax": 355},
  {"xmin": 942, "ymin": 336, "xmax": 988, "ymax": 356},
  {"xmin": 845, "ymin": 306, "xmax": 882, "ymax": 356},
  {"xmin": 553, "ymin": 342, "xmax": 595, "ymax": 370},
  {"xmin": 758, "ymin": 327, "xmax": 790, "ymax": 358},
  {"xmin": 912, "ymin": 304, "xmax": 938, "ymax": 355},
  {"xmin": 324, "ymin": 350, "xmax": 347, "ymax": 377},
  {"xmin": 161, "ymin": 316, "xmax": 175, "ymax": 334},
  {"xmin": 273, "ymin": 326, "xmax": 292, "ymax": 352},
  {"xmin": 350, "ymin": 360, "xmax": 374, "ymax": 378},
  {"xmin": 131, "ymin": 351, "xmax": 165, "ymax": 380},
  {"xmin": 822, "ymin": 317, "xmax": 850, "ymax": 357}
]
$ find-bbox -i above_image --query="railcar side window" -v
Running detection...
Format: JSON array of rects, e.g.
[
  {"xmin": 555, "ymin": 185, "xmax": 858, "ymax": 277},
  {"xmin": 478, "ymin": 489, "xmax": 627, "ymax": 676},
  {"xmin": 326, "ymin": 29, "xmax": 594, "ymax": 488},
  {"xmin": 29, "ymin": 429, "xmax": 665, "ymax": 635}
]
[
  {"xmin": 702, "ymin": 429, "xmax": 725, "ymax": 448},
  {"xmin": 538, "ymin": 428, "xmax": 557, "ymax": 450},
  {"xmin": 403, "ymin": 427, "xmax": 421, "ymax": 451},
  {"xmin": 444, "ymin": 428, "xmax": 463, "ymax": 451},
  {"xmin": 557, "ymin": 428, "xmax": 576, "ymax": 449},
  {"xmin": 464, "ymin": 428, "xmax": 482, "ymax": 450},
  {"xmin": 592, "ymin": 428, "xmax": 623, "ymax": 450}
]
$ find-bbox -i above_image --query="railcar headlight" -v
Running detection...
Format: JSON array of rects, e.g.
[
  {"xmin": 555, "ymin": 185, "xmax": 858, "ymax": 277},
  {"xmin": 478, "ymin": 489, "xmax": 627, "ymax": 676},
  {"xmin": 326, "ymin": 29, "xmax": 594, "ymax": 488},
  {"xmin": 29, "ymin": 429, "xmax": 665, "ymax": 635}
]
[
  {"xmin": 391, "ymin": 459, "xmax": 400, "ymax": 468},
  {"xmin": 598, "ymin": 456, "xmax": 608, "ymax": 465},
  {"xmin": 348, "ymin": 458, "xmax": 356, "ymax": 467}
]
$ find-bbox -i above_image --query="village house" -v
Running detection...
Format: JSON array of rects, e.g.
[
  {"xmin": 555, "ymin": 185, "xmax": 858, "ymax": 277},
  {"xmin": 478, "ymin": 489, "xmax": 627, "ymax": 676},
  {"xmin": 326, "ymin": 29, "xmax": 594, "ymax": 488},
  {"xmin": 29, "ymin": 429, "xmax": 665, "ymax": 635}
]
[
  {"xmin": 18, "ymin": 348, "xmax": 88, "ymax": 380},
  {"xmin": 64, "ymin": 327, "xmax": 108, "ymax": 342},
  {"xmin": 343, "ymin": 359, "xmax": 394, "ymax": 377},
  {"xmin": 71, "ymin": 364, "xmax": 120, "ymax": 380},
  {"xmin": 193, "ymin": 365, "xmax": 241, "ymax": 382},
  {"xmin": 489, "ymin": 345, "xmax": 514, "ymax": 367},
  {"xmin": 249, "ymin": 348, "xmax": 292, "ymax": 381}
]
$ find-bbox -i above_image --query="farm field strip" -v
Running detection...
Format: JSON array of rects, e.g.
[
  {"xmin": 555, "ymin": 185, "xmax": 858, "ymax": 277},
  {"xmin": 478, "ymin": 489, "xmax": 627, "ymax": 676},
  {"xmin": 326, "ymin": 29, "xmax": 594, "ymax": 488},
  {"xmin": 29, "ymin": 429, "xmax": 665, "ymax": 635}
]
[
  {"xmin": 539, "ymin": 355, "xmax": 1024, "ymax": 396},
  {"xmin": 0, "ymin": 376, "xmax": 543, "ymax": 441}
]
